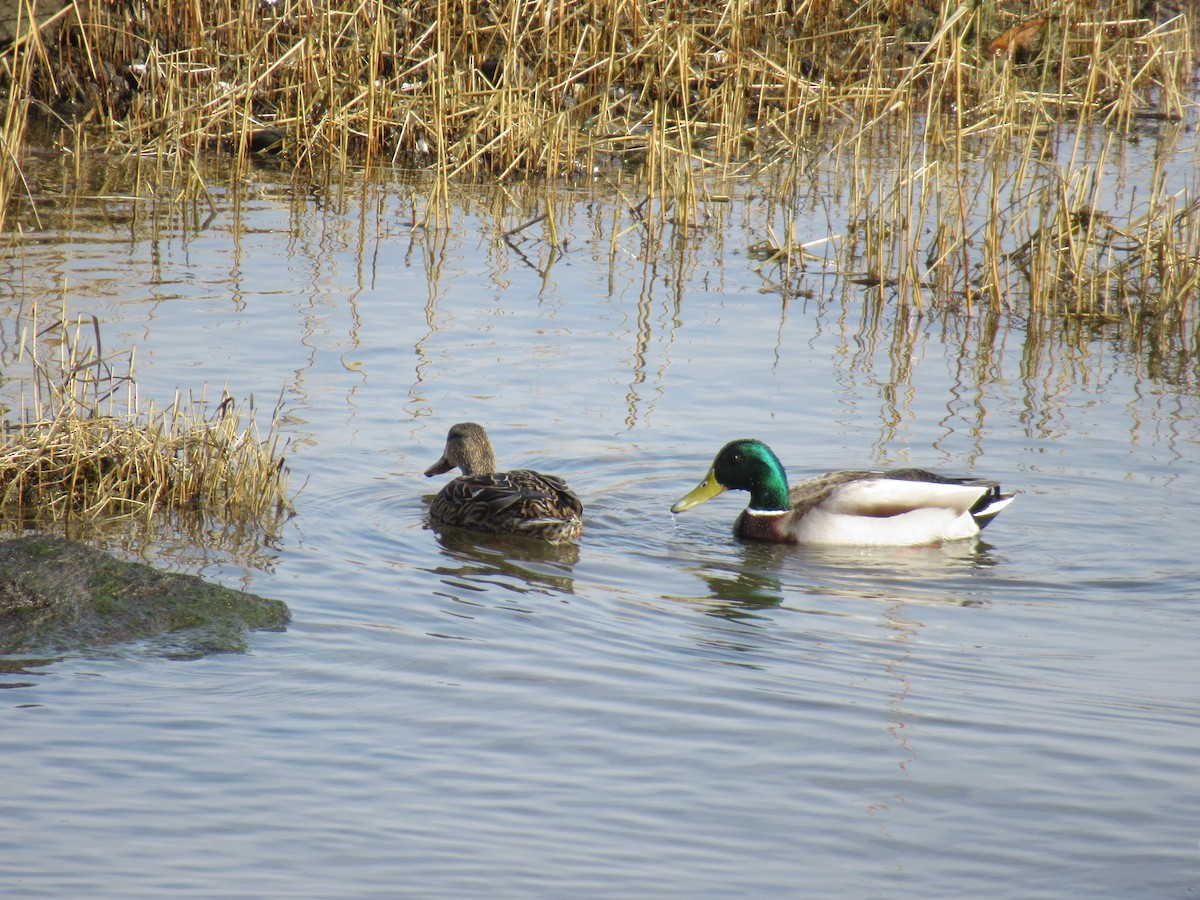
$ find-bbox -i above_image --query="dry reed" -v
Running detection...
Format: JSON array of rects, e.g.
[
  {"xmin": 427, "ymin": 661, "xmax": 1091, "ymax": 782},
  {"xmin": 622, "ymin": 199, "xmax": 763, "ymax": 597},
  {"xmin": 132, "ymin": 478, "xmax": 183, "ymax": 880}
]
[
  {"xmin": 0, "ymin": 305, "xmax": 293, "ymax": 542},
  {"xmin": 2, "ymin": 2, "xmax": 1192, "ymax": 182},
  {"xmin": 1, "ymin": 1, "xmax": 1197, "ymax": 340}
]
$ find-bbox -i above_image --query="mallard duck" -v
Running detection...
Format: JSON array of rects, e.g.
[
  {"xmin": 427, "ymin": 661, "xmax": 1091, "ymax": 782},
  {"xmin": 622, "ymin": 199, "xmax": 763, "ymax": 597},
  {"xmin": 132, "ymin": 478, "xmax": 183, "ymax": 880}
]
[
  {"xmin": 423, "ymin": 422, "xmax": 583, "ymax": 543},
  {"xmin": 671, "ymin": 439, "xmax": 1014, "ymax": 546}
]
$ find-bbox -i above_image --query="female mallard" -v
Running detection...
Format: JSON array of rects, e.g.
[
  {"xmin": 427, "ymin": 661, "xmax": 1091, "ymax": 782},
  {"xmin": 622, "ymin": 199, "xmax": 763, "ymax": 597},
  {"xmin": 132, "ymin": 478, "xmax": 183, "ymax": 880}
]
[
  {"xmin": 671, "ymin": 439, "xmax": 1013, "ymax": 546},
  {"xmin": 423, "ymin": 422, "xmax": 583, "ymax": 543}
]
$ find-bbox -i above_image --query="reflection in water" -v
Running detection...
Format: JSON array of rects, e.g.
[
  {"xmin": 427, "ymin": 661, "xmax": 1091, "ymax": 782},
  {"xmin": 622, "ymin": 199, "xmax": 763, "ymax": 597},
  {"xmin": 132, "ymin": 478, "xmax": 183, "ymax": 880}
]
[
  {"xmin": 425, "ymin": 523, "xmax": 578, "ymax": 599},
  {"xmin": 693, "ymin": 562, "xmax": 785, "ymax": 617},
  {"xmin": 685, "ymin": 541, "xmax": 790, "ymax": 620},
  {"xmin": 681, "ymin": 534, "xmax": 992, "ymax": 821},
  {"xmin": 11, "ymin": 154, "xmax": 1190, "ymax": 468},
  {"xmin": 686, "ymin": 535, "xmax": 996, "ymax": 620},
  {"xmin": 407, "ymin": 223, "xmax": 452, "ymax": 420},
  {"xmin": 834, "ymin": 288, "xmax": 1013, "ymax": 463},
  {"xmin": 879, "ymin": 600, "xmax": 922, "ymax": 777},
  {"xmin": 0, "ymin": 510, "xmax": 285, "ymax": 578},
  {"xmin": 0, "ymin": 655, "xmax": 58, "ymax": 689}
]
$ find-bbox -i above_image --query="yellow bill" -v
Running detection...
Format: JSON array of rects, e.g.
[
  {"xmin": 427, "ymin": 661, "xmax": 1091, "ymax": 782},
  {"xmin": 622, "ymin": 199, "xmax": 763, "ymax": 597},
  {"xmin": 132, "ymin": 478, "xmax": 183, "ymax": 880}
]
[{"xmin": 671, "ymin": 468, "xmax": 727, "ymax": 513}]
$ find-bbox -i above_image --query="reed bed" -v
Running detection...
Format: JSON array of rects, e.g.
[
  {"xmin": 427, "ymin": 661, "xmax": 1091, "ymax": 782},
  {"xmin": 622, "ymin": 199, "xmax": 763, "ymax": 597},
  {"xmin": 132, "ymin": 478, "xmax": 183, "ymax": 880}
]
[
  {"xmin": 2, "ymin": 1, "xmax": 1193, "ymax": 183},
  {"xmin": 4, "ymin": 0, "xmax": 1190, "ymax": 295},
  {"xmin": 795, "ymin": 110, "xmax": 1200, "ymax": 315},
  {"xmin": 1, "ymin": 1, "xmax": 1197, "ymax": 345},
  {"xmin": 0, "ymin": 307, "xmax": 293, "ymax": 543}
]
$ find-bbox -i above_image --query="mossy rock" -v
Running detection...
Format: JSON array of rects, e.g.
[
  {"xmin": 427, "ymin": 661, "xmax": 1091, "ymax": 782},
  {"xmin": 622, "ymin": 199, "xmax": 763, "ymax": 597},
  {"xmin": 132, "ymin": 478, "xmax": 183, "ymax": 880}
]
[{"xmin": 0, "ymin": 534, "xmax": 289, "ymax": 657}]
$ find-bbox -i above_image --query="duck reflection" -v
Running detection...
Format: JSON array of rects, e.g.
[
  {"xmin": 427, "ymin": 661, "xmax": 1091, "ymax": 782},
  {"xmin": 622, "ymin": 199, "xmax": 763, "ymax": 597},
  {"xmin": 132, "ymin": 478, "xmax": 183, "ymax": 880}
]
[
  {"xmin": 426, "ymin": 522, "xmax": 579, "ymax": 597},
  {"xmin": 688, "ymin": 535, "xmax": 999, "ymax": 622},
  {"xmin": 690, "ymin": 542, "xmax": 790, "ymax": 620},
  {"xmin": 679, "ymin": 536, "xmax": 1004, "ymax": 822}
]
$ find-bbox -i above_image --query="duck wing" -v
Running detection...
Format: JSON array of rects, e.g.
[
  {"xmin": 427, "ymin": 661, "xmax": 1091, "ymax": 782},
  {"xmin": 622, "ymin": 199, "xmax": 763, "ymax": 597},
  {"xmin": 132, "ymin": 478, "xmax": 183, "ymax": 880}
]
[
  {"xmin": 430, "ymin": 470, "xmax": 583, "ymax": 541},
  {"xmin": 791, "ymin": 469, "xmax": 1013, "ymax": 525}
]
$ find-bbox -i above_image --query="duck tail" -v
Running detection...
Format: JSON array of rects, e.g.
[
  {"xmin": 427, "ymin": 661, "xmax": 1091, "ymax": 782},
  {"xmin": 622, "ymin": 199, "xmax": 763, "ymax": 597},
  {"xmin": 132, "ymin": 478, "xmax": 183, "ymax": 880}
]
[{"xmin": 970, "ymin": 483, "xmax": 1015, "ymax": 529}]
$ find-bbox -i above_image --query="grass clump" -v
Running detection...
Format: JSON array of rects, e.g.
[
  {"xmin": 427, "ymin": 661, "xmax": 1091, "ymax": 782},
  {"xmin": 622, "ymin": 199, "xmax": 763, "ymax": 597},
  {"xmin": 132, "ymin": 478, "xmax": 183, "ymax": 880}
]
[{"xmin": 0, "ymin": 307, "xmax": 293, "ymax": 546}]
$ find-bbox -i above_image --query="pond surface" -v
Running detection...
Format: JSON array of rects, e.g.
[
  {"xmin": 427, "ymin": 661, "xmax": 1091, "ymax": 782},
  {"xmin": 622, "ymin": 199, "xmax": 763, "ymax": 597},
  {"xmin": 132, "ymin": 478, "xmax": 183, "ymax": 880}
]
[{"xmin": 2, "ymin": 141, "xmax": 1199, "ymax": 897}]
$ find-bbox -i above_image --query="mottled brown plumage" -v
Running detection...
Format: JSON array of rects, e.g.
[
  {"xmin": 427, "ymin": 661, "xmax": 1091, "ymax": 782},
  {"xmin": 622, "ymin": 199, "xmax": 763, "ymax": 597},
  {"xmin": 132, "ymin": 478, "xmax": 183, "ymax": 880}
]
[{"xmin": 423, "ymin": 422, "xmax": 583, "ymax": 543}]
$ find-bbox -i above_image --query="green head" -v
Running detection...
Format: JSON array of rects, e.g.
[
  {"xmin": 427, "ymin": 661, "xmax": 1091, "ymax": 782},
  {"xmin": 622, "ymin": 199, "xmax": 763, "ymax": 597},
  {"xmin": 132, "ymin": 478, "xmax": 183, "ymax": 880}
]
[{"xmin": 671, "ymin": 439, "xmax": 791, "ymax": 514}]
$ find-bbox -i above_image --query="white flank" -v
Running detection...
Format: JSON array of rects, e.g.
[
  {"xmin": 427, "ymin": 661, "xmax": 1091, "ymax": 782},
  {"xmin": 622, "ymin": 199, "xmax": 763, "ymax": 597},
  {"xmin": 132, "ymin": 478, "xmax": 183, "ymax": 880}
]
[{"xmin": 790, "ymin": 507, "xmax": 981, "ymax": 546}]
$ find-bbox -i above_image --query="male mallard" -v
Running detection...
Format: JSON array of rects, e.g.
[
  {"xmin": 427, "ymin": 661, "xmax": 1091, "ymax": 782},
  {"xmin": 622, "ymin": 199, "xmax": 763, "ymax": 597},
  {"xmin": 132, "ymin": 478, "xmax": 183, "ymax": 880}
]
[
  {"xmin": 423, "ymin": 422, "xmax": 583, "ymax": 543},
  {"xmin": 671, "ymin": 439, "xmax": 1014, "ymax": 546}
]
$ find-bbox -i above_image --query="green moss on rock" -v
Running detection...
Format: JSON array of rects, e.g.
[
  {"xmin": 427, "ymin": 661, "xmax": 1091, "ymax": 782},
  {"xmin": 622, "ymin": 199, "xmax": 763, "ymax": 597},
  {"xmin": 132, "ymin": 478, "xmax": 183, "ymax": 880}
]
[{"xmin": 0, "ymin": 534, "xmax": 289, "ymax": 656}]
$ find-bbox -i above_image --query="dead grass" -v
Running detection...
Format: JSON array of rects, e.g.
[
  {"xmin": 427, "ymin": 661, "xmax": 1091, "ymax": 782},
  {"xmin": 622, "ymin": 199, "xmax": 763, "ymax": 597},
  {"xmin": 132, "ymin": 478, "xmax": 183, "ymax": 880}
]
[
  {"xmin": 1, "ymin": 1, "xmax": 1197, "ymax": 360},
  {"xmin": 2, "ymin": 1, "xmax": 1193, "ymax": 180},
  {"xmin": 0, "ymin": 304, "xmax": 293, "ymax": 545}
]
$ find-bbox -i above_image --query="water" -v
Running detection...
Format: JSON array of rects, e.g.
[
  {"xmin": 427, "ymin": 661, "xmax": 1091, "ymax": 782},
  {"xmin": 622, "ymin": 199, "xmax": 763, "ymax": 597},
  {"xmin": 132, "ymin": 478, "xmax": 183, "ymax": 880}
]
[{"xmin": 2, "ymin": 153, "xmax": 1199, "ymax": 897}]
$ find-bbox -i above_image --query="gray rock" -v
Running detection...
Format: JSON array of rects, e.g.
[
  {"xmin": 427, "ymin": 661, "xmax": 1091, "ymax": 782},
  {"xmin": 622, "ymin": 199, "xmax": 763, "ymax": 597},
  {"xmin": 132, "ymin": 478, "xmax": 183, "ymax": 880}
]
[{"xmin": 0, "ymin": 534, "xmax": 289, "ymax": 657}]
